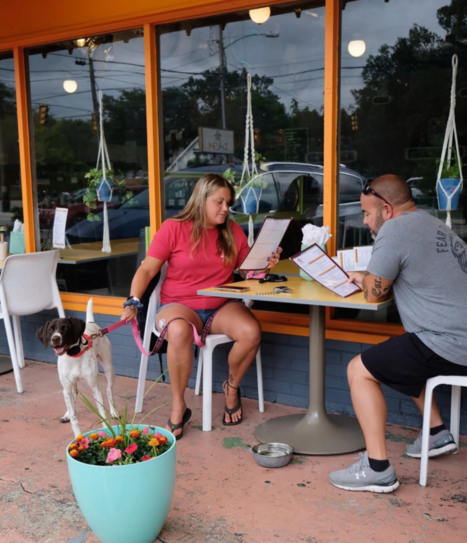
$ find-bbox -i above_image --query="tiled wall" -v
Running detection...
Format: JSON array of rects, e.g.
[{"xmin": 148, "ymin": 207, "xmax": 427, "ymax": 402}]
[{"xmin": 6, "ymin": 308, "xmax": 467, "ymax": 434}]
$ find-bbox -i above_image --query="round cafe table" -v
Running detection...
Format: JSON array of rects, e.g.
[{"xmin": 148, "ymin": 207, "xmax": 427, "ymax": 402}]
[{"xmin": 198, "ymin": 277, "xmax": 392, "ymax": 455}]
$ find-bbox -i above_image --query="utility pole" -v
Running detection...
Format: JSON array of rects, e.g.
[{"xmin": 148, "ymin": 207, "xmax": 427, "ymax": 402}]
[
  {"xmin": 87, "ymin": 46, "xmax": 99, "ymax": 122},
  {"xmin": 218, "ymin": 25, "xmax": 227, "ymax": 130}
]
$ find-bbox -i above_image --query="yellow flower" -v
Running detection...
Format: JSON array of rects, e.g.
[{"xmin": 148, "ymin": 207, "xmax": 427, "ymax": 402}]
[
  {"xmin": 129, "ymin": 430, "xmax": 140, "ymax": 439},
  {"xmin": 69, "ymin": 449, "xmax": 80, "ymax": 458},
  {"xmin": 115, "ymin": 436, "xmax": 124, "ymax": 444},
  {"xmin": 149, "ymin": 438, "xmax": 160, "ymax": 447},
  {"xmin": 76, "ymin": 434, "xmax": 85, "ymax": 441}
]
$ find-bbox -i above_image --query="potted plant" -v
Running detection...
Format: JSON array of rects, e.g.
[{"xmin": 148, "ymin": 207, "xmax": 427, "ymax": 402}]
[
  {"xmin": 224, "ymin": 152, "xmax": 266, "ymax": 214},
  {"xmin": 66, "ymin": 385, "xmax": 176, "ymax": 543},
  {"xmin": 83, "ymin": 168, "xmax": 133, "ymax": 221},
  {"xmin": 436, "ymin": 147, "xmax": 463, "ymax": 211}
]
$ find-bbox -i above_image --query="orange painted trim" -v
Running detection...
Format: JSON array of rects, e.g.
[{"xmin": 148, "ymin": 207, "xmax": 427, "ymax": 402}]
[
  {"xmin": 144, "ymin": 23, "xmax": 162, "ymax": 236},
  {"xmin": 323, "ymin": 0, "xmax": 340, "ymax": 257},
  {"xmin": 13, "ymin": 46, "xmax": 36, "ymax": 253},
  {"xmin": 0, "ymin": 0, "xmax": 288, "ymax": 52}
]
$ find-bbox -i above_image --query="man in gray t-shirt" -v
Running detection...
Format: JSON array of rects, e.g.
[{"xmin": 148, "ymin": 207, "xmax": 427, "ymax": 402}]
[{"xmin": 329, "ymin": 174, "xmax": 467, "ymax": 494}]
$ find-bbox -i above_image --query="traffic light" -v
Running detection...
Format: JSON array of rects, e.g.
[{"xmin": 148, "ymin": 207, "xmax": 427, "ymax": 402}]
[
  {"xmin": 254, "ymin": 127, "xmax": 261, "ymax": 144},
  {"xmin": 91, "ymin": 113, "xmax": 98, "ymax": 132},
  {"xmin": 351, "ymin": 114, "xmax": 359, "ymax": 131},
  {"xmin": 38, "ymin": 105, "xmax": 49, "ymax": 126}
]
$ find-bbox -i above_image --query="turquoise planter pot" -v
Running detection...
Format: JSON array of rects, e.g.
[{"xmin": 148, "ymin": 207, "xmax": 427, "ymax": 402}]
[{"xmin": 67, "ymin": 425, "xmax": 176, "ymax": 543}]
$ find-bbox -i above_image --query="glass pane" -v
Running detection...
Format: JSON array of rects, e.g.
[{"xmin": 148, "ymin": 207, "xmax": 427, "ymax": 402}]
[
  {"xmin": 0, "ymin": 51, "xmax": 22, "ymax": 253},
  {"xmin": 336, "ymin": 0, "xmax": 467, "ymax": 323},
  {"xmin": 158, "ymin": 2, "xmax": 325, "ymax": 265},
  {"xmin": 27, "ymin": 30, "xmax": 147, "ymax": 296}
]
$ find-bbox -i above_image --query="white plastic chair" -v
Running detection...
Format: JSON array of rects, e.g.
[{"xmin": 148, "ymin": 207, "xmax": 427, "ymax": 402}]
[
  {"xmin": 419, "ymin": 375, "xmax": 466, "ymax": 486},
  {"xmin": 0, "ymin": 250, "xmax": 65, "ymax": 393},
  {"xmin": 135, "ymin": 263, "xmax": 265, "ymax": 431}
]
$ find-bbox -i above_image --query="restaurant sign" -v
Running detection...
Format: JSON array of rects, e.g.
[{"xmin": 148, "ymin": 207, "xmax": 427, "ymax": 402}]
[{"xmin": 198, "ymin": 127, "xmax": 234, "ymax": 155}]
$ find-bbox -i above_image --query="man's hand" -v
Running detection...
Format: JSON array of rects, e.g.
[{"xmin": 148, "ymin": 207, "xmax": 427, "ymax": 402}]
[
  {"xmin": 361, "ymin": 272, "xmax": 393, "ymax": 303},
  {"xmin": 347, "ymin": 272, "xmax": 365, "ymax": 289}
]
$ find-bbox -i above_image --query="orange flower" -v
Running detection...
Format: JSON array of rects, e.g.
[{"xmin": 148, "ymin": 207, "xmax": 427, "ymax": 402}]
[
  {"xmin": 68, "ymin": 443, "xmax": 78, "ymax": 451},
  {"xmin": 159, "ymin": 436, "xmax": 168, "ymax": 445},
  {"xmin": 78, "ymin": 446, "xmax": 84, "ymax": 452},
  {"xmin": 100, "ymin": 438, "xmax": 116, "ymax": 449},
  {"xmin": 149, "ymin": 438, "xmax": 160, "ymax": 447},
  {"xmin": 69, "ymin": 449, "xmax": 80, "ymax": 458},
  {"xmin": 115, "ymin": 436, "xmax": 124, "ymax": 444},
  {"xmin": 76, "ymin": 434, "xmax": 85, "ymax": 441},
  {"xmin": 129, "ymin": 430, "xmax": 140, "ymax": 439},
  {"xmin": 89, "ymin": 433, "xmax": 99, "ymax": 440}
]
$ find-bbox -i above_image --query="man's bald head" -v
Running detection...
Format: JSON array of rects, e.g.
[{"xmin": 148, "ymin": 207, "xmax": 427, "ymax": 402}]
[{"xmin": 370, "ymin": 174, "xmax": 413, "ymax": 208}]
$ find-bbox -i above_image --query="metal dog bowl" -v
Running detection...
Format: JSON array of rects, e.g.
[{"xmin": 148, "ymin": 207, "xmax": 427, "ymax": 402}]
[{"xmin": 251, "ymin": 442, "xmax": 294, "ymax": 468}]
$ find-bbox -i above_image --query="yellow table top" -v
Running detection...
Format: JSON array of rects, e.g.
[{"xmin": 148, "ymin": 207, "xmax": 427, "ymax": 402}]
[
  {"xmin": 199, "ymin": 277, "xmax": 392, "ymax": 310},
  {"xmin": 58, "ymin": 238, "xmax": 139, "ymax": 264}
]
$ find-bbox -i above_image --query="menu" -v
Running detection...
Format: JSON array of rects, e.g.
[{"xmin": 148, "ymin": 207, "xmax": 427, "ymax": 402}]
[
  {"xmin": 291, "ymin": 244, "xmax": 361, "ymax": 298},
  {"xmin": 239, "ymin": 217, "xmax": 292, "ymax": 271},
  {"xmin": 337, "ymin": 245, "xmax": 373, "ymax": 272}
]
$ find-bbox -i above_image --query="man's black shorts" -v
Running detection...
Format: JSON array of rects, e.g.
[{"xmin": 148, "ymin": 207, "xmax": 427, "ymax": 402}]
[{"xmin": 361, "ymin": 333, "xmax": 467, "ymax": 398}]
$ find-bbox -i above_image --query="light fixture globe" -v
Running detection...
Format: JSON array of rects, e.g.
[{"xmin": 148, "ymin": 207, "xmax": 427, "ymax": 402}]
[
  {"xmin": 63, "ymin": 80, "xmax": 78, "ymax": 93},
  {"xmin": 76, "ymin": 38, "xmax": 86, "ymax": 48},
  {"xmin": 249, "ymin": 7, "xmax": 271, "ymax": 25},
  {"xmin": 348, "ymin": 40, "xmax": 366, "ymax": 58}
]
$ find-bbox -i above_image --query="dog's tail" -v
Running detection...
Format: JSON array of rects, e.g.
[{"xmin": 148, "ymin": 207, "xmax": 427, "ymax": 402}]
[{"xmin": 86, "ymin": 298, "xmax": 95, "ymax": 324}]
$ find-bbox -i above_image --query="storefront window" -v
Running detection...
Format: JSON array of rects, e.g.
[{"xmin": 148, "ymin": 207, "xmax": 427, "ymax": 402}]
[
  {"xmin": 336, "ymin": 0, "xmax": 467, "ymax": 323},
  {"xmin": 158, "ymin": 2, "xmax": 326, "ymax": 262},
  {"xmin": 0, "ymin": 51, "xmax": 22, "ymax": 246},
  {"xmin": 27, "ymin": 30, "xmax": 147, "ymax": 296}
]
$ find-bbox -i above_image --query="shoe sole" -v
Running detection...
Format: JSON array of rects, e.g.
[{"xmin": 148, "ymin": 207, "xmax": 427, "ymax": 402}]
[
  {"xmin": 330, "ymin": 479, "xmax": 400, "ymax": 493},
  {"xmin": 406, "ymin": 442, "xmax": 458, "ymax": 459}
]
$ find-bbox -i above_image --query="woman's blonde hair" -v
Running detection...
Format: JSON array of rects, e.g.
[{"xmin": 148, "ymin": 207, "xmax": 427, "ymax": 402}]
[{"xmin": 173, "ymin": 173, "xmax": 238, "ymax": 264}]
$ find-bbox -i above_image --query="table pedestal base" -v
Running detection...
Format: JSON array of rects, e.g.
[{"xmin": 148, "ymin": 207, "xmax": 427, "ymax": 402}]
[{"xmin": 255, "ymin": 412, "xmax": 365, "ymax": 455}]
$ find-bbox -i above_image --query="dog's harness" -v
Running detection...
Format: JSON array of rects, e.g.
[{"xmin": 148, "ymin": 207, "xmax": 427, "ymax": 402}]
[
  {"xmin": 65, "ymin": 334, "xmax": 93, "ymax": 358},
  {"xmin": 90, "ymin": 300, "xmax": 237, "ymax": 357}
]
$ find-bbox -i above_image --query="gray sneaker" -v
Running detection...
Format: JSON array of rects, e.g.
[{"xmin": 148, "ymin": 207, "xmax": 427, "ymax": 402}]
[
  {"xmin": 405, "ymin": 429, "xmax": 457, "ymax": 458},
  {"xmin": 329, "ymin": 452, "xmax": 399, "ymax": 493}
]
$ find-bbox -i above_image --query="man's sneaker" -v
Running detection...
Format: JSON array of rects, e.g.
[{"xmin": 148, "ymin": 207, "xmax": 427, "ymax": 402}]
[
  {"xmin": 329, "ymin": 452, "xmax": 399, "ymax": 493},
  {"xmin": 405, "ymin": 429, "xmax": 457, "ymax": 458}
]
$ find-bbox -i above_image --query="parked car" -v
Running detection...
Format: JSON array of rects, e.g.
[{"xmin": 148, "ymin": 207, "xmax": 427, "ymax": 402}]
[{"xmin": 65, "ymin": 163, "xmax": 369, "ymax": 253}]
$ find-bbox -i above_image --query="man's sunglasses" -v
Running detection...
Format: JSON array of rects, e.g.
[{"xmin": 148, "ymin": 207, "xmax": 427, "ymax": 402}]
[{"xmin": 362, "ymin": 181, "xmax": 392, "ymax": 207}]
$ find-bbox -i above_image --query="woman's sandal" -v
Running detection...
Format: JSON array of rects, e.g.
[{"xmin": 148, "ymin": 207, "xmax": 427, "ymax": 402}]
[
  {"xmin": 167, "ymin": 407, "xmax": 192, "ymax": 441},
  {"xmin": 222, "ymin": 380, "xmax": 242, "ymax": 426}
]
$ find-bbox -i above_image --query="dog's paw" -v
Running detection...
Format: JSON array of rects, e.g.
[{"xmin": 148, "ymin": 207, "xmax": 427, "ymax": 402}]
[{"xmin": 60, "ymin": 415, "xmax": 70, "ymax": 423}]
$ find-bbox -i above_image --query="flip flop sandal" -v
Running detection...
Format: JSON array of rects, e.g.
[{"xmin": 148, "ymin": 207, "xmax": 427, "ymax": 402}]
[
  {"xmin": 222, "ymin": 380, "xmax": 242, "ymax": 426},
  {"xmin": 167, "ymin": 407, "xmax": 192, "ymax": 441}
]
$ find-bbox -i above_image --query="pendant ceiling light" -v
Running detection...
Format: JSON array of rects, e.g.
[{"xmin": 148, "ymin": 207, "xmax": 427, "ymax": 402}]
[{"xmin": 249, "ymin": 7, "xmax": 271, "ymax": 25}]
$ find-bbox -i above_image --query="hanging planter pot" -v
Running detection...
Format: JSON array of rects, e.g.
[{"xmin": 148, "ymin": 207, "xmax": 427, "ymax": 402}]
[
  {"xmin": 97, "ymin": 176, "xmax": 114, "ymax": 203},
  {"xmin": 241, "ymin": 186, "xmax": 262, "ymax": 214},
  {"xmin": 437, "ymin": 177, "xmax": 462, "ymax": 211}
]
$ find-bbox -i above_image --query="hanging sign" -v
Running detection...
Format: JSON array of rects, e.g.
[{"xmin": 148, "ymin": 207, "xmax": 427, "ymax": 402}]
[{"xmin": 198, "ymin": 127, "xmax": 234, "ymax": 154}]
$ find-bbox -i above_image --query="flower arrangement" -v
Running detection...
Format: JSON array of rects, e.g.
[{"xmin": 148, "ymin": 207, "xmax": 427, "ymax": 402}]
[{"xmin": 68, "ymin": 427, "xmax": 171, "ymax": 466}]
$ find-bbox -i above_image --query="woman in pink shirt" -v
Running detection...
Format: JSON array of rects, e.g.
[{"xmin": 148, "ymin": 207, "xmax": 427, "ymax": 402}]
[{"xmin": 121, "ymin": 174, "xmax": 281, "ymax": 439}]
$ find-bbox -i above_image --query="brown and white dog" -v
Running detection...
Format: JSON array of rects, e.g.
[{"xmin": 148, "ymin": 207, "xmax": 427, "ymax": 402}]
[{"xmin": 36, "ymin": 298, "xmax": 117, "ymax": 437}]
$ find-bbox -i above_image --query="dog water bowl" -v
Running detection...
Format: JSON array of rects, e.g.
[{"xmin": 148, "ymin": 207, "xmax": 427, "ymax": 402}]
[{"xmin": 251, "ymin": 442, "xmax": 294, "ymax": 468}]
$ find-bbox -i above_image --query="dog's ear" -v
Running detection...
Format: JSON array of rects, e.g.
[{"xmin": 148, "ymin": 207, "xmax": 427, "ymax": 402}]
[
  {"xmin": 68, "ymin": 318, "xmax": 86, "ymax": 342},
  {"xmin": 36, "ymin": 322, "xmax": 52, "ymax": 349}
]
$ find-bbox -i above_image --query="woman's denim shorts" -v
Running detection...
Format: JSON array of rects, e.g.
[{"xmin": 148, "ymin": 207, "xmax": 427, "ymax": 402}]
[{"xmin": 157, "ymin": 303, "xmax": 218, "ymax": 327}]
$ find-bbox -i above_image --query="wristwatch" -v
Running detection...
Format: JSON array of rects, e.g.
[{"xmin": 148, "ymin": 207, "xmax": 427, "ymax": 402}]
[{"xmin": 123, "ymin": 296, "xmax": 144, "ymax": 310}]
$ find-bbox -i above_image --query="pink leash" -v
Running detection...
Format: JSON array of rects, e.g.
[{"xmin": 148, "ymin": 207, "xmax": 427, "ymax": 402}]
[{"xmin": 97, "ymin": 302, "xmax": 233, "ymax": 357}]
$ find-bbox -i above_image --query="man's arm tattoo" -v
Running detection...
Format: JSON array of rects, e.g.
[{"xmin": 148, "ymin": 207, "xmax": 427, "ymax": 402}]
[{"xmin": 372, "ymin": 277, "xmax": 382, "ymax": 298}]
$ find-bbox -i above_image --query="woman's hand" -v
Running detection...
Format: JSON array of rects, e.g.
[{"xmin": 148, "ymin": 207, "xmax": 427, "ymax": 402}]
[
  {"xmin": 120, "ymin": 305, "xmax": 138, "ymax": 322},
  {"xmin": 266, "ymin": 247, "xmax": 283, "ymax": 270}
]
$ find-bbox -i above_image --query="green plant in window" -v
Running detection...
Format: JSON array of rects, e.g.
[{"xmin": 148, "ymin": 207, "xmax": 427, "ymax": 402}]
[
  {"xmin": 436, "ymin": 147, "xmax": 463, "ymax": 179},
  {"xmin": 223, "ymin": 152, "xmax": 267, "ymax": 192},
  {"xmin": 83, "ymin": 168, "xmax": 134, "ymax": 221}
]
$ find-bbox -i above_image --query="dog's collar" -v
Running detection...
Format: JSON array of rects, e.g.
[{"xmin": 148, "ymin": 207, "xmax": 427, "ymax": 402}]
[{"xmin": 66, "ymin": 334, "xmax": 93, "ymax": 358}]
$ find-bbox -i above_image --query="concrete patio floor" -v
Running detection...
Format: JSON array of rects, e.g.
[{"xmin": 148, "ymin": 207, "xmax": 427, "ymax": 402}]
[{"xmin": 1, "ymin": 361, "xmax": 467, "ymax": 543}]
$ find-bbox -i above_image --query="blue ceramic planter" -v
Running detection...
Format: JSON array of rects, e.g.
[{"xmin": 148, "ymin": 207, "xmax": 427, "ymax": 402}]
[
  {"xmin": 242, "ymin": 187, "xmax": 262, "ymax": 214},
  {"xmin": 97, "ymin": 177, "xmax": 114, "ymax": 202},
  {"xmin": 437, "ymin": 178, "xmax": 461, "ymax": 211},
  {"xmin": 67, "ymin": 425, "xmax": 176, "ymax": 543}
]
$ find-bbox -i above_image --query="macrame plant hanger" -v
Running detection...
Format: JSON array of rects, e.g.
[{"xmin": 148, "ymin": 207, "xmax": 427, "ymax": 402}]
[
  {"xmin": 240, "ymin": 73, "xmax": 259, "ymax": 247},
  {"xmin": 96, "ymin": 90, "xmax": 112, "ymax": 253},
  {"xmin": 436, "ymin": 54, "xmax": 463, "ymax": 229}
]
